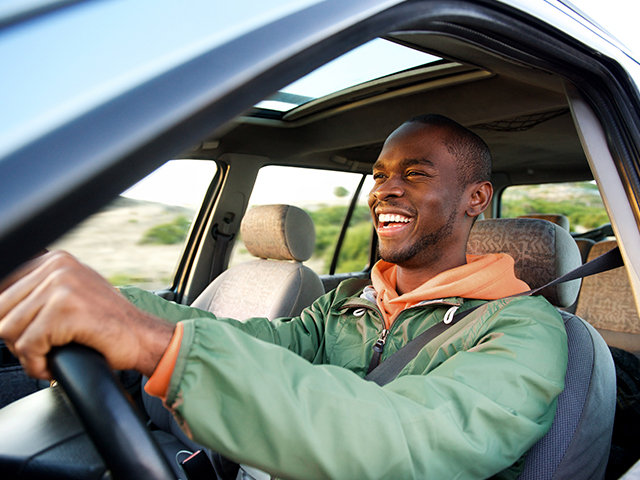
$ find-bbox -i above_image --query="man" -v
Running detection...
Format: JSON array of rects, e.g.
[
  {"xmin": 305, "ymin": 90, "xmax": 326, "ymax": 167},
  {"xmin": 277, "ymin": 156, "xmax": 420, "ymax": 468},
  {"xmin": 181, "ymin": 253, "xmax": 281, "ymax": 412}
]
[{"xmin": 0, "ymin": 114, "xmax": 567, "ymax": 479}]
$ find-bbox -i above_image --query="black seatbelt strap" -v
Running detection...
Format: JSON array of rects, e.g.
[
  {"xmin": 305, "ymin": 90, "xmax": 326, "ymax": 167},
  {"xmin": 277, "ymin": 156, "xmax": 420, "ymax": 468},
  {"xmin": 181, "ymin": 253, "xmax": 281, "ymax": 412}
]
[
  {"xmin": 524, "ymin": 245, "xmax": 623, "ymax": 297},
  {"xmin": 209, "ymin": 224, "xmax": 234, "ymax": 282},
  {"xmin": 365, "ymin": 246, "xmax": 623, "ymax": 386}
]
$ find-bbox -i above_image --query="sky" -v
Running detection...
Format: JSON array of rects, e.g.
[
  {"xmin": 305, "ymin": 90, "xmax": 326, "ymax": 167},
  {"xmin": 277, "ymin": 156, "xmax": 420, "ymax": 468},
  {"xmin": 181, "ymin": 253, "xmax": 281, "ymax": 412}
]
[{"xmin": 569, "ymin": 0, "xmax": 640, "ymax": 55}]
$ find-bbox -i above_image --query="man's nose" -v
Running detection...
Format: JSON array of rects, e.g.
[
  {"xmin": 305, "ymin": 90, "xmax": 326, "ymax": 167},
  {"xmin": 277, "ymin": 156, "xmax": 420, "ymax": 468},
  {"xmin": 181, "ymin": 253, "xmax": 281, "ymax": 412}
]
[{"xmin": 371, "ymin": 177, "xmax": 404, "ymax": 201}]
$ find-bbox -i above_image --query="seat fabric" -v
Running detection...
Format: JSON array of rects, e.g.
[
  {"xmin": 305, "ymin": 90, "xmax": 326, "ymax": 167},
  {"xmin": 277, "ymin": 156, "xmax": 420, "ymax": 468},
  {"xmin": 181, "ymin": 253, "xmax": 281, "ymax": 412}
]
[
  {"xmin": 468, "ymin": 219, "xmax": 615, "ymax": 480},
  {"xmin": 575, "ymin": 238, "xmax": 596, "ymax": 264},
  {"xmin": 518, "ymin": 213, "xmax": 570, "ymax": 231},
  {"xmin": 192, "ymin": 204, "xmax": 324, "ymax": 320},
  {"xmin": 467, "ymin": 218, "xmax": 582, "ymax": 307},
  {"xmin": 519, "ymin": 311, "xmax": 615, "ymax": 479},
  {"xmin": 575, "ymin": 239, "xmax": 640, "ymax": 357}
]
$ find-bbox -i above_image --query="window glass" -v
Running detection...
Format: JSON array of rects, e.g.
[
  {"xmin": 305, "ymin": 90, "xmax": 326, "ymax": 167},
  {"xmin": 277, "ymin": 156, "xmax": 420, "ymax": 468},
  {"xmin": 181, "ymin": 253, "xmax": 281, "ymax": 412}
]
[
  {"xmin": 49, "ymin": 159, "xmax": 217, "ymax": 289},
  {"xmin": 500, "ymin": 181, "xmax": 610, "ymax": 233},
  {"xmin": 334, "ymin": 176, "xmax": 375, "ymax": 273},
  {"xmin": 254, "ymin": 38, "xmax": 440, "ymax": 113},
  {"xmin": 229, "ymin": 166, "xmax": 373, "ymax": 274}
]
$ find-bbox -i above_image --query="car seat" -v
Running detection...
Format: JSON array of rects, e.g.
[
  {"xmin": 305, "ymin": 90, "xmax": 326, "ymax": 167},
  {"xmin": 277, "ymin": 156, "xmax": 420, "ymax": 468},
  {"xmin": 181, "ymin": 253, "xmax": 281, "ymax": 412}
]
[
  {"xmin": 149, "ymin": 216, "xmax": 615, "ymax": 479},
  {"xmin": 517, "ymin": 213, "xmax": 594, "ymax": 264},
  {"xmin": 575, "ymin": 239, "xmax": 640, "ymax": 357},
  {"xmin": 573, "ymin": 239, "xmax": 640, "ymax": 478},
  {"xmin": 143, "ymin": 204, "xmax": 324, "ymax": 478},
  {"xmin": 518, "ymin": 213, "xmax": 570, "ymax": 231},
  {"xmin": 468, "ymin": 218, "xmax": 616, "ymax": 479},
  {"xmin": 190, "ymin": 203, "xmax": 325, "ymax": 320}
]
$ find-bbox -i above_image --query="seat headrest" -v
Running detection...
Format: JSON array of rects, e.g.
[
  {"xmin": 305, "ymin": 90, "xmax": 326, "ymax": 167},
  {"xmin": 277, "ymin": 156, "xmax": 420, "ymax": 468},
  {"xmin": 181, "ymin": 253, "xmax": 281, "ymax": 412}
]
[
  {"xmin": 467, "ymin": 218, "xmax": 582, "ymax": 307},
  {"xmin": 518, "ymin": 213, "xmax": 570, "ymax": 231},
  {"xmin": 241, "ymin": 204, "xmax": 315, "ymax": 262}
]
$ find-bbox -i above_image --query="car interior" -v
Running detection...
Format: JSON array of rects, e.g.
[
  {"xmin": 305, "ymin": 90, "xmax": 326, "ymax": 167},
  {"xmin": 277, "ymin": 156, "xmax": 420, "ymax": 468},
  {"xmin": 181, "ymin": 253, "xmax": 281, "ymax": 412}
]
[{"xmin": 1, "ymin": 3, "xmax": 640, "ymax": 478}]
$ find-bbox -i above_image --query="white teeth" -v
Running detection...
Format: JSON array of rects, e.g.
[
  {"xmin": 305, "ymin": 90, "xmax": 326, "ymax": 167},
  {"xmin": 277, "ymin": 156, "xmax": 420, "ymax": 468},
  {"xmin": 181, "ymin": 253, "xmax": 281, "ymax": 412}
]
[{"xmin": 378, "ymin": 213, "xmax": 411, "ymax": 223}]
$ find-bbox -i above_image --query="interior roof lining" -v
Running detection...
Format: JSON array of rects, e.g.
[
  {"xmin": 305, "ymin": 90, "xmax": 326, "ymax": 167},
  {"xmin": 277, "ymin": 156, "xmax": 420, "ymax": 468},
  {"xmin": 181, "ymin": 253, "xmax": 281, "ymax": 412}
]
[{"xmin": 184, "ymin": 31, "xmax": 591, "ymax": 184}]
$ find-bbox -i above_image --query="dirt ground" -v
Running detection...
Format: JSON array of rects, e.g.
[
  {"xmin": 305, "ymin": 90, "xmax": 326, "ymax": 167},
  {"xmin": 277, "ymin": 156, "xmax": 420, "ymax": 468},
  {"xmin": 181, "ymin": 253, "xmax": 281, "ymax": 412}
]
[{"xmin": 50, "ymin": 197, "xmax": 195, "ymax": 290}]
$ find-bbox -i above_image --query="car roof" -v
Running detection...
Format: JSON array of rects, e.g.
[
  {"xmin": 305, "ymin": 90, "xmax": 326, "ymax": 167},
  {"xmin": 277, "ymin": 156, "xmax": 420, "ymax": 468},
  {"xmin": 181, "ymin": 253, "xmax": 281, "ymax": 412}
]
[{"xmin": 1, "ymin": 0, "xmax": 639, "ymax": 279}]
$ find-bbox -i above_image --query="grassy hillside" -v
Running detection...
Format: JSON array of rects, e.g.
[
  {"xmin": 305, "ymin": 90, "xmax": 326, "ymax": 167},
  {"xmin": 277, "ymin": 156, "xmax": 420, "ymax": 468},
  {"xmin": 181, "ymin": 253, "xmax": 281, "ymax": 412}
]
[
  {"xmin": 49, "ymin": 196, "xmax": 196, "ymax": 290},
  {"xmin": 501, "ymin": 182, "xmax": 609, "ymax": 232}
]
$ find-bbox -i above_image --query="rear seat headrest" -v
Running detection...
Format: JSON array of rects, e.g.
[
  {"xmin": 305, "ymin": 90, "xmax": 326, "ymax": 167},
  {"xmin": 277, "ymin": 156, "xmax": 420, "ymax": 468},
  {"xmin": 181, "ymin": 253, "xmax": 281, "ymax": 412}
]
[
  {"xmin": 518, "ymin": 213, "xmax": 570, "ymax": 231},
  {"xmin": 467, "ymin": 218, "xmax": 582, "ymax": 307},
  {"xmin": 241, "ymin": 204, "xmax": 315, "ymax": 262}
]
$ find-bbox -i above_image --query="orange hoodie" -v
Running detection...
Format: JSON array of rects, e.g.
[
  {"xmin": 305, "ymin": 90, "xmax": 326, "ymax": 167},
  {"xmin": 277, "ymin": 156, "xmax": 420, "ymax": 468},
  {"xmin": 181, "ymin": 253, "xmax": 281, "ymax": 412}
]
[
  {"xmin": 146, "ymin": 253, "xmax": 529, "ymax": 399},
  {"xmin": 371, "ymin": 253, "xmax": 529, "ymax": 329}
]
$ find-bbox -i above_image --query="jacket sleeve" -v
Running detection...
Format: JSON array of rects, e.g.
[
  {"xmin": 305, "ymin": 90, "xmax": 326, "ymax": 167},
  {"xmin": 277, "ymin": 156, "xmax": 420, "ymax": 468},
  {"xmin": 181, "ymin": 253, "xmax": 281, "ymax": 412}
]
[
  {"xmin": 162, "ymin": 295, "xmax": 567, "ymax": 480},
  {"xmin": 117, "ymin": 285, "xmax": 330, "ymax": 362}
]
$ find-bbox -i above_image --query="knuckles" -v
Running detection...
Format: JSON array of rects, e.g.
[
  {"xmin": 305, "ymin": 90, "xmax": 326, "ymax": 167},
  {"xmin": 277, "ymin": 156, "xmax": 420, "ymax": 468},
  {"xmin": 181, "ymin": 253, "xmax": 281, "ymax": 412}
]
[
  {"xmin": 46, "ymin": 251, "xmax": 83, "ymax": 274},
  {"xmin": 44, "ymin": 255, "xmax": 88, "ymax": 295},
  {"xmin": 12, "ymin": 340, "xmax": 46, "ymax": 379},
  {"xmin": 0, "ymin": 250, "xmax": 91, "ymax": 380}
]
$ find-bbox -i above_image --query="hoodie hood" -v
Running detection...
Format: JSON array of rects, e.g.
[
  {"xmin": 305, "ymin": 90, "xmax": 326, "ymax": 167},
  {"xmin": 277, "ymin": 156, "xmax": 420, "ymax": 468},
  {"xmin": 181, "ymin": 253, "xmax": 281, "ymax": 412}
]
[{"xmin": 371, "ymin": 253, "xmax": 530, "ymax": 328}]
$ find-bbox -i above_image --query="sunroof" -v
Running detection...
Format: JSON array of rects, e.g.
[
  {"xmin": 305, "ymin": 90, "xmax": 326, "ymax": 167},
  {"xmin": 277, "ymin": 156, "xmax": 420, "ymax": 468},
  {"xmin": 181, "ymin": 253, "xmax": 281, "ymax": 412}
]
[{"xmin": 255, "ymin": 38, "xmax": 440, "ymax": 113}]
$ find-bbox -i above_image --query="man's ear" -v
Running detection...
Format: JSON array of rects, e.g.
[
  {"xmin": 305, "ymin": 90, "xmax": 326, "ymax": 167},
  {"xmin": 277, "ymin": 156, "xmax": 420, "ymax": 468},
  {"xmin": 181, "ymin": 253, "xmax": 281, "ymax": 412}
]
[{"xmin": 466, "ymin": 181, "xmax": 493, "ymax": 218}]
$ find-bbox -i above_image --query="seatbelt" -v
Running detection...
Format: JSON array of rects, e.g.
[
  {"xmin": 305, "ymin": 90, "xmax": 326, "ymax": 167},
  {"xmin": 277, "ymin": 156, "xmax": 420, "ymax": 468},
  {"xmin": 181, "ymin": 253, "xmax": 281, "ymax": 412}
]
[
  {"xmin": 209, "ymin": 223, "xmax": 234, "ymax": 282},
  {"xmin": 365, "ymin": 246, "xmax": 624, "ymax": 387}
]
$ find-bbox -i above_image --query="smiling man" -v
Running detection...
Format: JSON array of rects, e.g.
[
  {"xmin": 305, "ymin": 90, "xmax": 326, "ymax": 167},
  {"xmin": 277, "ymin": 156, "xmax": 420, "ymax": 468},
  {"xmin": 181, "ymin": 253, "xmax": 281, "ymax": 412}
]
[
  {"xmin": 0, "ymin": 114, "xmax": 567, "ymax": 480},
  {"xmin": 370, "ymin": 115, "xmax": 493, "ymax": 291}
]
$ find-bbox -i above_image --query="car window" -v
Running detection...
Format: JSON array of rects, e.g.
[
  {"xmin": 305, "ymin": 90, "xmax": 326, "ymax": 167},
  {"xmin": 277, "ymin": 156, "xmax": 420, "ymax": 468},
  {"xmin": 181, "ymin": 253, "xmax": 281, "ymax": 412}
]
[
  {"xmin": 229, "ymin": 166, "xmax": 374, "ymax": 275},
  {"xmin": 49, "ymin": 159, "xmax": 218, "ymax": 290},
  {"xmin": 500, "ymin": 181, "xmax": 610, "ymax": 233},
  {"xmin": 333, "ymin": 176, "xmax": 375, "ymax": 273}
]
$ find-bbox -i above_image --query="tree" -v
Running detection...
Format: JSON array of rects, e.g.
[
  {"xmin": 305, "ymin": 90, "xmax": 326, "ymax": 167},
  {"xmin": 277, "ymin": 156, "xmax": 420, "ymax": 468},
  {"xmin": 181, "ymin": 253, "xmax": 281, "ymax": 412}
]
[{"xmin": 334, "ymin": 186, "xmax": 349, "ymax": 198}]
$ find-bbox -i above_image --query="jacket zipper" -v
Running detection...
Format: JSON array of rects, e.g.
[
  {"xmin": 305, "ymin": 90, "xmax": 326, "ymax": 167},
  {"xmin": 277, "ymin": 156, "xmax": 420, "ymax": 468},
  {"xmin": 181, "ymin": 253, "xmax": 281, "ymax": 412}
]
[
  {"xmin": 373, "ymin": 328, "xmax": 389, "ymax": 355},
  {"xmin": 351, "ymin": 304, "xmax": 390, "ymax": 365},
  {"xmin": 363, "ymin": 303, "xmax": 461, "ymax": 374},
  {"xmin": 341, "ymin": 297, "xmax": 462, "ymax": 373},
  {"xmin": 368, "ymin": 327, "xmax": 389, "ymax": 373}
]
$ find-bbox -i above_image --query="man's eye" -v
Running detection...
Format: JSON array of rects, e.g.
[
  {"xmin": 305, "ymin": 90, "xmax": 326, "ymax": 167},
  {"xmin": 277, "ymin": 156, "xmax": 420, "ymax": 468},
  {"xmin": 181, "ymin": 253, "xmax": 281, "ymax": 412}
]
[
  {"xmin": 407, "ymin": 170, "xmax": 434, "ymax": 179},
  {"xmin": 373, "ymin": 173, "xmax": 386, "ymax": 180}
]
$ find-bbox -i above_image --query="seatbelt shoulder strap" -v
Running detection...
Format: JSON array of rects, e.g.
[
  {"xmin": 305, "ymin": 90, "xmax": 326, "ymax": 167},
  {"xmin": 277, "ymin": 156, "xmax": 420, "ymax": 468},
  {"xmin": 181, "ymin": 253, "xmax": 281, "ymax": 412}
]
[
  {"xmin": 364, "ymin": 299, "xmax": 492, "ymax": 385},
  {"xmin": 365, "ymin": 246, "xmax": 623, "ymax": 387}
]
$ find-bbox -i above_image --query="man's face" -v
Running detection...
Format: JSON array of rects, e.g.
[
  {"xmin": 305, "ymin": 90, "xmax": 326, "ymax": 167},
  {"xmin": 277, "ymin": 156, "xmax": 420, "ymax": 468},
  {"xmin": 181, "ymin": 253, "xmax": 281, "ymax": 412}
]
[{"xmin": 368, "ymin": 123, "xmax": 468, "ymax": 268}]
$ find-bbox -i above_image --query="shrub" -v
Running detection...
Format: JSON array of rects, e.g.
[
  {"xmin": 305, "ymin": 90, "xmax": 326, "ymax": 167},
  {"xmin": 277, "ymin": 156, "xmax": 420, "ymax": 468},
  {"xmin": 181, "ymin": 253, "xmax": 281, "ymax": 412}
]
[
  {"xmin": 140, "ymin": 215, "xmax": 191, "ymax": 245},
  {"xmin": 307, "ymin": 205, "xmax": 372, "ymax": 273}
]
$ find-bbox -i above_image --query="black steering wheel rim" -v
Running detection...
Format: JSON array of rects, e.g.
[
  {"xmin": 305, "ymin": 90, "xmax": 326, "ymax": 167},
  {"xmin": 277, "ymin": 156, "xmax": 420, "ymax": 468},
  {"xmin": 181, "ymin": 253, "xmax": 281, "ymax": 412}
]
[{"xmin": 49, "ymin": 344, "xmax": 178, "ymax": 480}]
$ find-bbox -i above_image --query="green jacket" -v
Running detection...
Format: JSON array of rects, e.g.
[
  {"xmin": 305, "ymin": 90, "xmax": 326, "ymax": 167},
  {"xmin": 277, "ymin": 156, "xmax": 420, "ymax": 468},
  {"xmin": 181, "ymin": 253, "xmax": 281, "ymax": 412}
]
[{"xmin": 120, "ymin": 281, "xmax": 567, "ymax": 480}]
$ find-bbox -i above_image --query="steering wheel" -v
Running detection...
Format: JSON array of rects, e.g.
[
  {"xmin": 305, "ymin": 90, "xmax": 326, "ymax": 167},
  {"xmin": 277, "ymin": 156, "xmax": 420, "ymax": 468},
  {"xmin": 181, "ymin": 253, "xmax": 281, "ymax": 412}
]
[{"xmin": 49, "ymin": 344, "xmax": 179, "ymax": 480}]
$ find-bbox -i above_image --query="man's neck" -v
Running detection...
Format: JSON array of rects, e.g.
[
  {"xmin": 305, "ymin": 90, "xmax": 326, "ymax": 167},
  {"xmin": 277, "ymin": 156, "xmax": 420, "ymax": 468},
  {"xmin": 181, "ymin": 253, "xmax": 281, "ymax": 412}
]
[{"xmin": 394, "ymin": 252, "xmax": 467, "ymax": 295}]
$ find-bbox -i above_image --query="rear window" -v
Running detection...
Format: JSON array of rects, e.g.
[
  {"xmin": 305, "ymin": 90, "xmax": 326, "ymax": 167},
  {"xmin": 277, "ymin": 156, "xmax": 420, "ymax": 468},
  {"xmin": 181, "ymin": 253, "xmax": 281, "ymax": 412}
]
[{"xmin": 500, "ymin": 181, "xmax": 610, "ymax": 233}]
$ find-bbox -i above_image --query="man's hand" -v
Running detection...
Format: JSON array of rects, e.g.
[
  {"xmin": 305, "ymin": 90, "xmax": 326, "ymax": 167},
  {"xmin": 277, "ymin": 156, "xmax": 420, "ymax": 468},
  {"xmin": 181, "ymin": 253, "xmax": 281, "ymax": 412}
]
[{"xmin": 0, "ymin": 251, "xmax": 175, "ymax": 380}]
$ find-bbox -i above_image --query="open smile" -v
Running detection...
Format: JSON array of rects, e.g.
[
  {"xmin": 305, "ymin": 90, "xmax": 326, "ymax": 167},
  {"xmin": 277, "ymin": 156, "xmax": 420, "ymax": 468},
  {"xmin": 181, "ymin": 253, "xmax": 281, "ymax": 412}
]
[{"xmin": 377, "ymin": 213, "xmax": 414, "ymax": 235}]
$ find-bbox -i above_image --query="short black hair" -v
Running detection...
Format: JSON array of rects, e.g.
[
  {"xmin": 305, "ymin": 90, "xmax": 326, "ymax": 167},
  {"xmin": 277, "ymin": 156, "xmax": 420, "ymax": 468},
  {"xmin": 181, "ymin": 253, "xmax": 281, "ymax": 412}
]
[{"xmin": 406, "ymin": 114, "xmax": 492, "ymax": 186}]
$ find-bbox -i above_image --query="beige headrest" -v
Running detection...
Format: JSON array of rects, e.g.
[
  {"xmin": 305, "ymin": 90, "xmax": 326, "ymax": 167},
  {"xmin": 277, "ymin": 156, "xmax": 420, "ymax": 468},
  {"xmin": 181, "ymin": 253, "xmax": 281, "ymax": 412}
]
[
  {"xmin": 467, "ymin": 218, "xmax": 582, "ymax": 307},
  {"xmin": 241, "ymin": 204, "xmax": 315, "ymax": 262},
  {"xmin": 576, "ymin": 240, "xmax": 640, "ymax": 337},
  {"xmin": 518, "ymin": 214, "xmax": 570, "ymax": 231}
]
